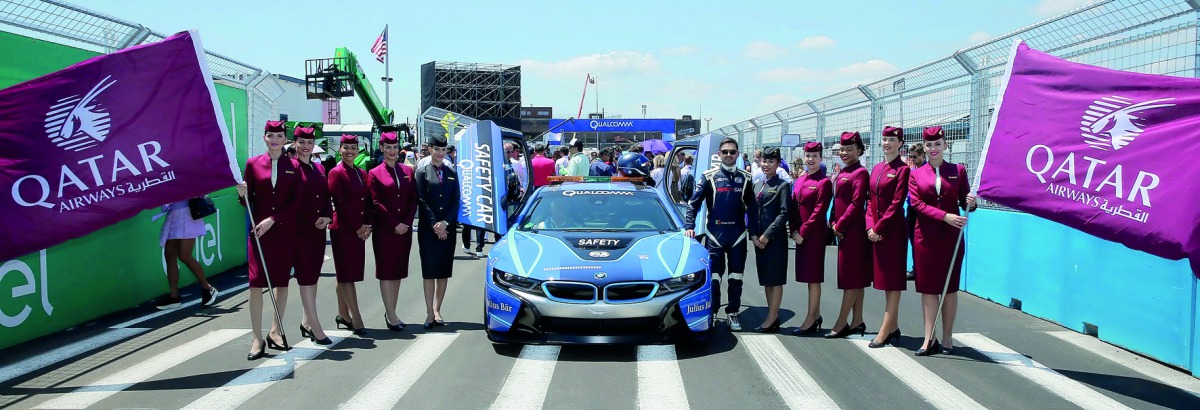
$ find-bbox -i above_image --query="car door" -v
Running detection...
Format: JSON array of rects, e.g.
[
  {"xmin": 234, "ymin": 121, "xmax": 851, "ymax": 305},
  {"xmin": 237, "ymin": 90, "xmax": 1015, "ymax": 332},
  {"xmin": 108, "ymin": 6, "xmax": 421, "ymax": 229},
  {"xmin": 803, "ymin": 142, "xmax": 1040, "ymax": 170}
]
[{"xmin": 454, "ymin": 120, "xmax": 533, "ymax": 236}]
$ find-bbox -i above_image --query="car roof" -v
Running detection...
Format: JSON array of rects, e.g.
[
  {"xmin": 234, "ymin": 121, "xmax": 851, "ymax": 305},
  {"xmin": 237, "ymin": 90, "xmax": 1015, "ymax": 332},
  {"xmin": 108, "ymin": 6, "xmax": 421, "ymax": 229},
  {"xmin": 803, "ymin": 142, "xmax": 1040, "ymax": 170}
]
[{"xmin": 538, "ymin": 182, "xmax": 649, "ymax": 192}]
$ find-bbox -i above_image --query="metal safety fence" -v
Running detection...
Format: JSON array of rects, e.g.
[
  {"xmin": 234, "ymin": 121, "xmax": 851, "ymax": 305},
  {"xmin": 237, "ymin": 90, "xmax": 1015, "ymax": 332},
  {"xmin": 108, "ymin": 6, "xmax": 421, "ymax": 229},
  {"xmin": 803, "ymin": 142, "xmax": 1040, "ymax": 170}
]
[
  {"xmin": 0, "ymin": 0, "xmax": 285, "ymax": 156},
  {"xmin": 716, "ymin": 0, "xmax": 1200, "ymax": 210}
]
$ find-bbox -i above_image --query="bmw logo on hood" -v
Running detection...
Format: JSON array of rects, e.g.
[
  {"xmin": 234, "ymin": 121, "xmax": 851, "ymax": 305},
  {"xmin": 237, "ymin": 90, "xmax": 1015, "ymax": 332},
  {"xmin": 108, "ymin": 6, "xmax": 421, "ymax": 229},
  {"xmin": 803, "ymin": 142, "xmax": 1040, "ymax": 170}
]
[
  {"xmin": 588, "ymin": 250, "xmax": 611, "ymax": 258},
  {"xmin": 594, "ymin": 272, "xmax": 607, "ymax": 279}
]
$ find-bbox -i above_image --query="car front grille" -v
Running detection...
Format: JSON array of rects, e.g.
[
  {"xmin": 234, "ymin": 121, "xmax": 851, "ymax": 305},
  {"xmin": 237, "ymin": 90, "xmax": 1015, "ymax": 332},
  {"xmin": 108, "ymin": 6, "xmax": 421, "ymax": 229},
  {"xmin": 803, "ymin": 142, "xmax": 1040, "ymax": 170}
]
[
  {"xmin": 603, "ymin": 282, "xmax": 658, "ymax": 303},
  {"xmin": 542, "ymin": 282, "xmax": 598, "ymax": 303}
]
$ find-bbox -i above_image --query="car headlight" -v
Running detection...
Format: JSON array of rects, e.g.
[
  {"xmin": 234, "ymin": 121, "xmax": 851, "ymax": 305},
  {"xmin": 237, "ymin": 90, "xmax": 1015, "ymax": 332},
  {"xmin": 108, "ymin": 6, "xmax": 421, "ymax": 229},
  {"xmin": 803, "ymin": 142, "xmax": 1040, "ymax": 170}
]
[
  {"xmin": 493, "ymin": 268, "xmax": 543, "ymax": 291},
  {"xmin": 657, "ymin": 270, "xmax": 705, "ymax": 294}
]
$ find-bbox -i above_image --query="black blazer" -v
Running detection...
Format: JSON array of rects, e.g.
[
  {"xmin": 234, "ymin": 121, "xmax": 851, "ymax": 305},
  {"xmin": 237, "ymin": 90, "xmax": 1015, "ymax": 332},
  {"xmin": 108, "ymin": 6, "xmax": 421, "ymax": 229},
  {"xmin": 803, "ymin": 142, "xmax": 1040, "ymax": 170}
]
[
  {"xmin": 753, "ymin": 175, "xmax": 792, "ymax": 240},
  {"xmin": 415, "ymin": 163, "xmax": 461, "ymax": 227}
]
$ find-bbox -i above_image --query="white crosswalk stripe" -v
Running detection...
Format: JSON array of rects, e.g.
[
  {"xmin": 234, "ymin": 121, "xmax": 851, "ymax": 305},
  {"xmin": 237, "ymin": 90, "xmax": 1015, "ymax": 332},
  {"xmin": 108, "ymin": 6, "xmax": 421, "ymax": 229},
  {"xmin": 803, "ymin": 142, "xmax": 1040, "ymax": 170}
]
[
  {"xmin": 739, "ymin": 334, "xmax": 840, "ymax": 409},
  {"xmin": 182, "ymin": 330, "xmax": 352, "ymax": 410},
  {"xmin": 33, "ymin": 328, "xmax": 248, "ymax": 409},
  {"xmin": 1045, "ymin": 331, "xmax": 1200, "ymax": 398},
  {"xmin": 955, "ymin": 333, "xmax": 1134, "ymax": 410},
  {"xmin": 849, "ymin": 339, "xmax": 985, "ymax": 409},
  {"xmin": 339, "ymin": 332, "xmax": 460, "ymax": 410},
  {"xmin": 490, "ymin": 345, "xmax": 561, "ymax": 410},
  {"xmin": 637, "ymin": 345, "xmax": 690, "ymax": 409}
]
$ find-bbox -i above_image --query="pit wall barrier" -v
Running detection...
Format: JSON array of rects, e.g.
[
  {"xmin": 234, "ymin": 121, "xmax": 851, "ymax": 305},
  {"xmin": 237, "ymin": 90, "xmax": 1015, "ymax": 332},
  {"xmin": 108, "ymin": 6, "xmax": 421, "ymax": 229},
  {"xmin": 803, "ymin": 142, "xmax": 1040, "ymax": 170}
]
[
  {"xmin": 0, "ymin": 31, "xmax": 250, "ymax": 349},
  {"xmin": 963, "ymin": 208, "xmax": 1198, "ymax": 377}
]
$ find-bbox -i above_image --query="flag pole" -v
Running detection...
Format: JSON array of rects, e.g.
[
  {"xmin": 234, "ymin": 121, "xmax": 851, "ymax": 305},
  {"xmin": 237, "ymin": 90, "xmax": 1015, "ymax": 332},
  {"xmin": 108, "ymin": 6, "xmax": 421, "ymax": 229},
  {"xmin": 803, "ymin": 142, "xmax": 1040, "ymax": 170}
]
[
  {"xmin": 384, "ymin": 24, "xmax": 390, "ymax": 114},
  {"xmin": 241, "ymin": 200, "xmax": 287, "ymax": 344}
]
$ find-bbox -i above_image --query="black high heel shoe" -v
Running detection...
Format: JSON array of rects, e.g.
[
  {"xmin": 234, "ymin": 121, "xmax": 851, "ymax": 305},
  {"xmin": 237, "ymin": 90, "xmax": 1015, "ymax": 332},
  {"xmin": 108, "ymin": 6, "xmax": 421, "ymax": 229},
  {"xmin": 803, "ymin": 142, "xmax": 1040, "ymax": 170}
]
[
  {"xmin": 435, "ymin": 319, "xmax": 446, "ymax": 326},
  {"xmin": 915, "ymin": 338, "xmax": 941, "ymax": 356},
  {"xmin": 334, "ymin": 315, "xmax": 353, "ymax": 330},
  {"xmin": 824, "ymin": 322, "xmax": 866, "ymax": 339},
  {"xmin": 385, "ymin": 315, "xmax": 406, "ymax": 331},
  {"xmin": 266, "ymin": 333, "xmax": 291, "ymax": 351},
  {"xmin": 792, "ymin": 316, "xmax": 823, "ymax": 336},
  {"xmin": 247, "ymin": 338, "xmax": 267, "ymax": 361},
  {"xmin": 301, "ymin": 325, "xmax": 332, "ymax": 345},
  {"xmin": 940, "ymin": 343, "xmax": 955, "ymax": 355},
  {"xmin": 753, "ymin": 319, "xmax": 781, "ymax": 333},
  {"xmin": 869, "ymin": 329, "xmax": 901, "ymax": 348}
]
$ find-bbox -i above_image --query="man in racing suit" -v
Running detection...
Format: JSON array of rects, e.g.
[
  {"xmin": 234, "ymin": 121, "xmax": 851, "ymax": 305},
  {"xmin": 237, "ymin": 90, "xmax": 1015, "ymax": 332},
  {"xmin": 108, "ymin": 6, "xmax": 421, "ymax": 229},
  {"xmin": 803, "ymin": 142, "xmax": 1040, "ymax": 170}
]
[{"xmin": 684, "ymin": 137, "xmax": 758, "ymax": 331}]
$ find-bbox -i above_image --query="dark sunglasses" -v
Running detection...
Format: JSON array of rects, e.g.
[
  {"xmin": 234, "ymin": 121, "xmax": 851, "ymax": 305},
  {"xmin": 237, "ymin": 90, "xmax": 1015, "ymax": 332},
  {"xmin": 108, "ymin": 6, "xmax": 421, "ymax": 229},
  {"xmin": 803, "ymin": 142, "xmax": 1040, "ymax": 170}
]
[{"xmin": 720, "ymin": 149, "xmax": 739, "ymax": 155}]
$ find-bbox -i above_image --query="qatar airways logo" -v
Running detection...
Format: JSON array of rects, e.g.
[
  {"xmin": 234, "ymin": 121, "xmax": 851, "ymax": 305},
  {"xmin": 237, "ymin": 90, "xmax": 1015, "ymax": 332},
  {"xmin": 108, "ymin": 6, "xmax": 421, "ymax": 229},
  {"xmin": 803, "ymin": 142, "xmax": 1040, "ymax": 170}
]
[
  {"xmin": 1020, "ymin": 95, "xmax": 1175, "ymax": 224},
  {"xmin": 1080, "ymin": 95, "xmax": 1174, "ymax": 151},
  {"xmin": 45, "ymin": 76, "xmax": 116, "ymax": 152}
]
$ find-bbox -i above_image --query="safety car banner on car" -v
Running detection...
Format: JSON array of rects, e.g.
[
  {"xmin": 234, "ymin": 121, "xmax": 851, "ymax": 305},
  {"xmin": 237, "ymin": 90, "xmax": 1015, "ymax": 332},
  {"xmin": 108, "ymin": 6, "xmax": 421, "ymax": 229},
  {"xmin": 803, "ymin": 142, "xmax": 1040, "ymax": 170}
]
[{"xmin": 456, "ymin": 121, "xmax": 512, "ymax": 235}]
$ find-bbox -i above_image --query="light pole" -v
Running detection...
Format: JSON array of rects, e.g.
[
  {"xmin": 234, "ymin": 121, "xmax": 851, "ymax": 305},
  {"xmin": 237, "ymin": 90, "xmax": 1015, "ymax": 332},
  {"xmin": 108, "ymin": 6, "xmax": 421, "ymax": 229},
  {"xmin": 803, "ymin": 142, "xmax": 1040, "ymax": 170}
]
[
  {"xmin": 705, "ymin": 118, "xmax": 712, "ymax": 133},
  {"xmin": 381, "ymin": 76, "xmax": 394, "ymax": 111},
  {"xmin": 641, "ymin": 103, "xmax": 647, "ymax": 119}
]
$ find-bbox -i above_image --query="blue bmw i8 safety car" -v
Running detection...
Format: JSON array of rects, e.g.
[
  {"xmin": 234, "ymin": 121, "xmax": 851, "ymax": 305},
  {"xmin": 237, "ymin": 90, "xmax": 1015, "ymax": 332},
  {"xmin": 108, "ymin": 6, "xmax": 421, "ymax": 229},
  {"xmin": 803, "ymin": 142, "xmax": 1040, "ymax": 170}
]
[{"xmin": 483, "ymin": 177, "xmax": 713, "ymax": 344}]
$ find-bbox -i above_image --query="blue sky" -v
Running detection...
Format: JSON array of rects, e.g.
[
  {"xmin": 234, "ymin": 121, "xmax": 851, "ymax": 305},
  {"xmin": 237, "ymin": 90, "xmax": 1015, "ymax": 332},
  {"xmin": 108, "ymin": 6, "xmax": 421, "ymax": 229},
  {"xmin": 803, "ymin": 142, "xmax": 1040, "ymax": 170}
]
[{"xmin": 71, "ymin": 0, "xmax": 1093, "ymax": 129}]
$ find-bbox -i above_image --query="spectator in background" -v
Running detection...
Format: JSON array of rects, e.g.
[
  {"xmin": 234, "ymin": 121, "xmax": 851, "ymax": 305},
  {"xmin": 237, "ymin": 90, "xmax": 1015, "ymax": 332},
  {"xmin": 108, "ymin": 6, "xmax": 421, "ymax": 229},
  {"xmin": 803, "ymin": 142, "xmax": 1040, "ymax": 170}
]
[
  {"xmin": 531, "ymin": 143, "xmax": 556, "ymax": 187},
  {"xmin": 589, "ymin": 147, "xmax": 616, "ymax": 176},
  {"xmin": 650, "ymin": 155, "xmax": 667, "ymax": 186},
  {"xmin": 508, "ymin": 141, "xmax": 528, "ymax": 189},
  {"xmin": 155, "ymin": 199, "xmax": 219, "ymax": 310},
  {"xmin": 681, "ymin": 155, "xmax": 694, "ymax": 177},
  {"xmin": 554, "ymin": 146, "xmax": 570, "ymax": 174},
  {"xmin": 905, "ymin": 143, "xmax": 927, "ymax": 280},
  {"xmin": 564, "ymin": 138, "xmax": 590, "ymax": 176}
]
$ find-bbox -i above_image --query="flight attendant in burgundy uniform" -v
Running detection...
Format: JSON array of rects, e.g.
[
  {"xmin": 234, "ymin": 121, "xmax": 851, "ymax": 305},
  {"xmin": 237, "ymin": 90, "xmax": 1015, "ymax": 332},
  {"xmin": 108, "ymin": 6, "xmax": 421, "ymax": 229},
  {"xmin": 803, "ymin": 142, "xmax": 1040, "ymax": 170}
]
[
  {"xmin": 237, "ymin": 120, "xmax": 303, "ymax": 360},
  {"xmin": 366, "ymin": 132, "xmax": 417, "ymax": 331},
  {"xmin": 789, "ymin": 141, "xmax": 833, "ymax": 336},
  {"xmin": 826, "ymin": 131, "xmax": 871, "ymax": 339},
  {"xmin": 329, "ymin": 134, "xmax": 375, "ymax": 335},
  {"xmin": 866, "ymin": 126, "xmax": 911, "ymax": 348},
  {"xmin": 291, "ymin": 126, "xmax": 333, "ymax": 345},
  {"xmin": 415, "ymin": 134, "xmax": 460, "ymax": 329},
  {"xmin": 910, "ymin": 125, "xmax": 977, "ymax": 356}
]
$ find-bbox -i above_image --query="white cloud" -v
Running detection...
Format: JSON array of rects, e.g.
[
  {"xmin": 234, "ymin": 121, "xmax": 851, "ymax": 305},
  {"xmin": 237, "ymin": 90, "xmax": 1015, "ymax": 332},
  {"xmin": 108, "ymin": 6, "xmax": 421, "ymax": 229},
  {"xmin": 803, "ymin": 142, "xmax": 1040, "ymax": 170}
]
[
  {"xmin": 518, "ymin": 51, "xmax": 660, "ymax": 80},
  {"xmin": 757, "ymin": 59, "xmax": 898, "ymax": 85},
  {"xmin": 663, "ymin": 46, "xmax": 700, "ymax": 56},
  {"xmin": 743, "ymin": 41, "xmax": 789, "ymax": 60},
  {"xmin": 798, "ymin": 36, "xmax": 836, "ymax": 49},
  {"xmin": 756, "ymin": 67, "xmax": 820, "ymax": 82},
  {"xmin": 967, "ymin": 31, "xmax": 991, "ymax": 44},
  {"xmin": 836, "ymin": 59, "xmax": 899, "ymax": 79},
  {"xmin": 758, "ymin": 94, "xmax": 804, "ymax": 109},
  {"xmin": 659, "ymin": 80, "xmax": 717, "ymax": 101},
  {"xmin": 1032, "ymin": 0, "xmax": 1095, "ymax": 17}
]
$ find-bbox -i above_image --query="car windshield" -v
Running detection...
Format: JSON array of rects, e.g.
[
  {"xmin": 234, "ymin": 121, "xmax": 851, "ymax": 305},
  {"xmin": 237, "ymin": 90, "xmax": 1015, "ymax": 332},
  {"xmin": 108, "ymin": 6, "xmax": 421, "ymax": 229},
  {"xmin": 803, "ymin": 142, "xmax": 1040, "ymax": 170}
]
[{"xmin": 518, "ymin": 188, "xmax": 678, "ymax": 232}]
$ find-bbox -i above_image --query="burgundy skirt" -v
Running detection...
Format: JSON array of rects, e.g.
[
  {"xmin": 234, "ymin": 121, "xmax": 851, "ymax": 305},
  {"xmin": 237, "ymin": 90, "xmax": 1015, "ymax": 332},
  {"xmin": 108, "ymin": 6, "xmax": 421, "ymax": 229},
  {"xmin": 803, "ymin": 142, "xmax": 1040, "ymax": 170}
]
[
  {"xmin": 836, "ymin": 230, "xmax": 873, "ymax": 289},
  {"xmin": 292, "ymin": 227, "xmax": 326, "ymax": 286},
  {"xmin": 871, "ymin": 224, "xmax": 909, "ymax": 291},
  {"xmin": 372, "ymin": 229, "xmax": 414, "ymax": 280},
  {"xmin": 331, "ymin": 228, "xmax": 367, "ymax": 283},
  {"xmin": 247, "ymin": 228, "xmax": 294, "ymax": 288}
]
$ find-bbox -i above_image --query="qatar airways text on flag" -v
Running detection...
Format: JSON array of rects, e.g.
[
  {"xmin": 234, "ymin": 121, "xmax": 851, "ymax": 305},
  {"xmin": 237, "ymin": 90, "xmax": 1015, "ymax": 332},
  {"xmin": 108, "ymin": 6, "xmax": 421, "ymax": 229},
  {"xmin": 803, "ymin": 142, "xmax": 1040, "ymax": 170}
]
[
  {"xmin": 0, "ymin": 30, "xmax": 240, "ymax": 261},
  {"xmin": 976, "ymin": 40, "xmax": 1200, "ymax": 277}
]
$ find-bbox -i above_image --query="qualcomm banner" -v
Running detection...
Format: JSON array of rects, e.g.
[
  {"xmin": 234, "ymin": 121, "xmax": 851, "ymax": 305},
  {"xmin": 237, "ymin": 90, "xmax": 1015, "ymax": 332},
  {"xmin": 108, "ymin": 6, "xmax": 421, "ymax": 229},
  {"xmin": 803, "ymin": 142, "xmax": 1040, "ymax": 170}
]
[
  {"xmin": 456, "ymin": 121, "xmax": 512, "ymax": 235},
  {"xmin": 547, "ymin": 118, "xmax": 678, "ymax": 143}
]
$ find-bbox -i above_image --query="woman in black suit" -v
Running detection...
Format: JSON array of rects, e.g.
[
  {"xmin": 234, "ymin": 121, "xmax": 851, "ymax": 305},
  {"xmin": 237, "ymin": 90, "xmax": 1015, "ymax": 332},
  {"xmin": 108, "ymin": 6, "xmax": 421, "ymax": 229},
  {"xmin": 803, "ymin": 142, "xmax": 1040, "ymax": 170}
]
[
  {"xmin": 415, "ymin": 134, "xmax": 461, "ymax": 329},
  {"xmin": 750, "ymin": 147, "xmax": 791, "ymax": 333}
]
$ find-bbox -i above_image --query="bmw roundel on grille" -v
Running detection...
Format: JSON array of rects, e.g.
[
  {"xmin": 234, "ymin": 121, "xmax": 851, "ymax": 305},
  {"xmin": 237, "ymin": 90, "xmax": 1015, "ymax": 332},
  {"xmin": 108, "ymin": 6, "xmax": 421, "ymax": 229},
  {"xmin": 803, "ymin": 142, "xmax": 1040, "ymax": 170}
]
[
  {"xmin": 594, "ymin": 272, "xmax": 607, "ymax": 279},
  {"xmin": 588, "ymin": 250, "xmax": 611, "ymax": 258}
]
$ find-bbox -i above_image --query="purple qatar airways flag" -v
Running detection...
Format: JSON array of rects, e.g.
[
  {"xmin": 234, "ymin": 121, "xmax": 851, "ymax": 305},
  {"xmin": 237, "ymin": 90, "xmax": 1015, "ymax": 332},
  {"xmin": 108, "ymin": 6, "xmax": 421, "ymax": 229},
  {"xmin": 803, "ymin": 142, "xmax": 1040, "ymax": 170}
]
[
  {"xmin": 976, "ymin": 40, "xmax": 1200, "ymax": 277},
  {"xmin": 0, "ymin": 30, "xmax": 240, "ymax": 261}
]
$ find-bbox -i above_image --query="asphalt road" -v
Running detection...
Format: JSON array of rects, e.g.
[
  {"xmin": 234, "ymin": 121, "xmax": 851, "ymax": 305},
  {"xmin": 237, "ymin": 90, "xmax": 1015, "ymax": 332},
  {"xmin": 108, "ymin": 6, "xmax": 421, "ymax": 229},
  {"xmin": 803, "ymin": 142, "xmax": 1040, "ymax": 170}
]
[{"xmin": 2, "ymin": 236, "xmax": 1199, "ymax": 409}]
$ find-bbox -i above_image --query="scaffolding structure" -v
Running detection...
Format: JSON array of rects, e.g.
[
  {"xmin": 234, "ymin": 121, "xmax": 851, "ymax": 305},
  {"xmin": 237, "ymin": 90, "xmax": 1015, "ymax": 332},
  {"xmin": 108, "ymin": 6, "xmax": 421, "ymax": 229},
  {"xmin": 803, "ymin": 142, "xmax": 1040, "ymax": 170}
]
[
  {"xmin": 714, "ymin": 0, "xmax": 1200, "ymax": 210},
  {"xmin": 421, "ymin": 61, "xmax": 521, "ymax": 121}
]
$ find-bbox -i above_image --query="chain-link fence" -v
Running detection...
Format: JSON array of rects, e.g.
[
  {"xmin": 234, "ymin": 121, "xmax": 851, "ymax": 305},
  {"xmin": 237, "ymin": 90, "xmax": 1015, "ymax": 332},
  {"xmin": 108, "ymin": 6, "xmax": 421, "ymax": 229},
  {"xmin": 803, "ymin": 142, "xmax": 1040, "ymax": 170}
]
[
  {"xmin": 716, "ymin": 0, "xmax": 1200, "ymax": 209},
  {"xmin": 0, "ymin": 0, "xmax": 284, "ymax": 156}
]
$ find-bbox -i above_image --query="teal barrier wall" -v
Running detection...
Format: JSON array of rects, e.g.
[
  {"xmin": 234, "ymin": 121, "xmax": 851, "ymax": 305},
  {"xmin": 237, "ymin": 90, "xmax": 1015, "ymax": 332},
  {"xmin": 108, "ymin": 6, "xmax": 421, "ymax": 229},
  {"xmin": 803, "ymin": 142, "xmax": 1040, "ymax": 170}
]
[{"xmin": 963, "ymin": 209, "xmax": 1197, "ymax": 375}]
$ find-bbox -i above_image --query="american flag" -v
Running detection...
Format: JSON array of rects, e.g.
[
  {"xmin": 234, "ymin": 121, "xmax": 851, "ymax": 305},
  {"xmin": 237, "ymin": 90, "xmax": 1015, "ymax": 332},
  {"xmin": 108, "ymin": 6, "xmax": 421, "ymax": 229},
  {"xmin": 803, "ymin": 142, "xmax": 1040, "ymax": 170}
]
[{"xmin": 370, "ymin": 27, "xmax": 387, "ymax": 63}]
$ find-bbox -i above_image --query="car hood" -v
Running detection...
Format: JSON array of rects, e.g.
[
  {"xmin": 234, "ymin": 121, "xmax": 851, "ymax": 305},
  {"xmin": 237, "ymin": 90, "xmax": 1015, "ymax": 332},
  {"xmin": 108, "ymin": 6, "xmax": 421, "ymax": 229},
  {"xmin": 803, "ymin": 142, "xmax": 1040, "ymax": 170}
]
[{"xmin": 489, "ymin": 230, "xmax": 709, "ymax": 284}]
